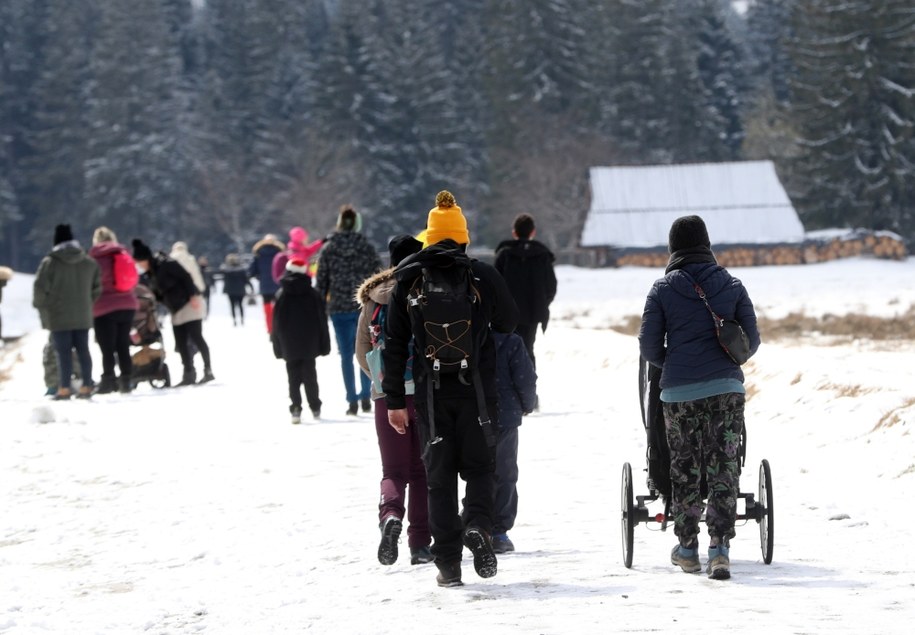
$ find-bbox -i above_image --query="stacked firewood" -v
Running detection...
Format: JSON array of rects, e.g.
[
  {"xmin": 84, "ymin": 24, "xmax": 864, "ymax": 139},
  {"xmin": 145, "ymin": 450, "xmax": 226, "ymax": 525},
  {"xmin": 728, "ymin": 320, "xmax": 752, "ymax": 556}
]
[{"xmin": 608, "ymin": 230, "xmax": 907, "ymax": 268}]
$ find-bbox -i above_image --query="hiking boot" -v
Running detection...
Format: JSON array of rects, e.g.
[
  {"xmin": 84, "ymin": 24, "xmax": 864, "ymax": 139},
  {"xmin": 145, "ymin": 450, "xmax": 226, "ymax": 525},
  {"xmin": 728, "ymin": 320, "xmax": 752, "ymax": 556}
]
[
  {"xmin": 435, "ymin": 560, "xmax": 463, "ymax": 587},
  {"xmin": 311, "ymin": 409, "xmax": 321, "ymax": 420},
  {"xmin": 176, "ymin": 371, "xmax": 196, "ymax": 387},
  {"xmin": 198, "ymin": 368, "xmax": 215, "ymax": 384},
  {"xmin": 118, "ymin": 376, "xmax": 133, "ymax": 394},
  {"xmin": 492, "ymin": 533, "xmax": 515, "ymax": 554},
  {"xmin": 361, "ymin": 398, "xmax": 372, "ymax": 413},
  {"xmin": 410, "ymin": 545, "xmax": 434, "ymax": 565},
  {"xmin": 290, "ymin": 406, "xmax": 302, "ymax": 425},
  {"xmin": 707, "ymin": 545, "xmax": 731, "ymax": 580},
  {"xmin": 53, "ymin": 387, "xmax": 72, "ymax": 401},
  {"xmin": 462, "ymin": 527, "xmax": 497, "ymax": 578},
  {"xmin": 96, "ymin": 375, "xmax": 117, "ymax": 395},
  {"xmin": 377, "ymin": 516, "xmax": 403, "ymax": 566},
  {"xmin": 671, "ymin": 543, "xmax": 701, "ymax": 573},
  {"xmin": 346, "ymin": 401, "xmax": 359, "ymax": 416}
]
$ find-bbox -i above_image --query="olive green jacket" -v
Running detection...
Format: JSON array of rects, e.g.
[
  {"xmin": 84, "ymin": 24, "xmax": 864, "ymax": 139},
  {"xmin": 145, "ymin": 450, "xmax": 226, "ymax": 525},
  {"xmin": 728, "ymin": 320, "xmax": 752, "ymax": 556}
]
[{"xmin": 33, "ymin": 242, "xmax": 101, "ymax": 331}]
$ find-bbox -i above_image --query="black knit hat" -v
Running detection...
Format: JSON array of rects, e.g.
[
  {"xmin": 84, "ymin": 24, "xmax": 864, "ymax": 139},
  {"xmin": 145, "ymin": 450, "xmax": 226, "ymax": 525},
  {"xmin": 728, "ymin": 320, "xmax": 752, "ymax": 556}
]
[
  {"xmin": 53, "ymin": 224, "xmax": 74, "ymax": 246},
  {"xmin": 132, "ymin": 238, "xmax": 154, "ymax": 262},
  {"xmin": 388, "ymin": 234, "xmax": 423, "ymax": 267},
  {"xmin": 668, "ymin": 215, "xmax": 711, "ymax": 253}
]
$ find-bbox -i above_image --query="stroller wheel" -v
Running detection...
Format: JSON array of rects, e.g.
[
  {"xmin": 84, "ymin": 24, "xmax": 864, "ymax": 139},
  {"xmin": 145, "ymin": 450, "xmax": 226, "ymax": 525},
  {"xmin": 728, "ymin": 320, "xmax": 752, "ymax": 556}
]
[
  {"xmin": 150, "ymin": 363, "xmax": 171, "ymax": 389},
  {"xmin": 621, "ymin": 462, "xmax": 635, "ymax": 569},
  {"xmin": 758, "ymin": 459, "xmax": 774, "ymax": 564}
]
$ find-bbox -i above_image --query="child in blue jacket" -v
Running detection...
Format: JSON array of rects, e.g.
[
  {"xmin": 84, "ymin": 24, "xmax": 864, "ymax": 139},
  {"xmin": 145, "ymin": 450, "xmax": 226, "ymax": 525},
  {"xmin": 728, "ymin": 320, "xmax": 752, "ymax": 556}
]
[{"xmin": 491, "ymin": 330, "xmax": 538, "ymax": 554}]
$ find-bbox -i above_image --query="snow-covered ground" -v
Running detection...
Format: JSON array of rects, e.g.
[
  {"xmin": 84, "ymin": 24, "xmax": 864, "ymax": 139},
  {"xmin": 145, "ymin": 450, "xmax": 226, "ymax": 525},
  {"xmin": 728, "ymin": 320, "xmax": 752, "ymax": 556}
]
[{"xmin": 1, "ymin": 258, "xmax": 914, "ymax": 634}]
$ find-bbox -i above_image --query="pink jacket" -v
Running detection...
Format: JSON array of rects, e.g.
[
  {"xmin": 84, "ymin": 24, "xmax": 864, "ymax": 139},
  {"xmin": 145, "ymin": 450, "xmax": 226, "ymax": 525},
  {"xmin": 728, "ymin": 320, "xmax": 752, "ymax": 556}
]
[{"xmin": 89, "ymin": 241, "xmax": 140, "ymax": 317}]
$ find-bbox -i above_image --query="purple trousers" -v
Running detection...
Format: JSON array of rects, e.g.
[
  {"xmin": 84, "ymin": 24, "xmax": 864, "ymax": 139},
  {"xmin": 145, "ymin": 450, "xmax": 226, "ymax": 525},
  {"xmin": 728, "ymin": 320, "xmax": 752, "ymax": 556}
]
[{"xmin": 374, "ymin": 396, "xmax": 431, "ymax": 550}]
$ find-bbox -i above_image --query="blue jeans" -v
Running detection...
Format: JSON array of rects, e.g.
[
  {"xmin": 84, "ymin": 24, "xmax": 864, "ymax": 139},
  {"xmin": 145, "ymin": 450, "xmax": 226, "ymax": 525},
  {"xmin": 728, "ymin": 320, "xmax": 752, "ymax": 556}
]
[
  {"xmin": 330, "ymin": 311, "xmax": 370, "ymax": 403},
  {"xmin": 52, "ymin": 329, "xmax": 93, "ymax": 390}
]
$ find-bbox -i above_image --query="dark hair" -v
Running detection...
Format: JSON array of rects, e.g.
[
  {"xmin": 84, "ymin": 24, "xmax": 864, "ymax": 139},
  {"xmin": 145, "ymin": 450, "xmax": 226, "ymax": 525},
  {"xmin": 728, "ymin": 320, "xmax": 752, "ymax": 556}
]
[
  {"xmin": 338, "ymin": 205, "xmax": 357, "ymax": 231},
  {"xmin": 513, "ymin": 213, "xmax": 535, "ymax": 240}
]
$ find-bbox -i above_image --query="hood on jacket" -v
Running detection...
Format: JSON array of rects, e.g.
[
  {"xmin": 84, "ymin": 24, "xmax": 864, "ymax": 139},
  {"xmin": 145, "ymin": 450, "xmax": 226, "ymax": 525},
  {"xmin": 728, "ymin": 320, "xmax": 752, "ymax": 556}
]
[
  {"xmin": 356, "ymin": 268, "xmax": 396, "ymax": 306},
  {"xmin": 495, "ymin": 238, "xmax": 554, "ymax": 261},
  {"xmin": 50, "ymin": 242, "xmax": 87, "ymax": 264},
  {"xmin": 252, "ymin": 236, "xmax": 285, "ymax": 254},
  {"xmin": 279, "ymin": 271, "xmax": 315, "ymax": 295},
  {"xmin": 89, "ymin": 241, "xmax": 123, "ymax": 259},
  {"xmin": 666, "ymin": 263, "xmax": 732, "ymax": 301},
  {"xmin": 393, "ymin": 239, "xmax": 470, "ymax": 283}
]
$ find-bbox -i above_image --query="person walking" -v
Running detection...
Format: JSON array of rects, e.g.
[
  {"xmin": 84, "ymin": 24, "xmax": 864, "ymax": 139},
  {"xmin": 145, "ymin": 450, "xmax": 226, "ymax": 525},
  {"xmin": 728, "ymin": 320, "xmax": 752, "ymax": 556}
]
[
  {"xmin": 356, "ymin": 234, "xmax": 432, "ymax": 567},
  {"xmin": 248, "ymin": 234, "xmax": 286, "ymax": 334},
  {"xmin": 315, "ymin": 205, "xmax": 382, "ymax": 416},
  {"xmin": 88, "ymin": 226, "xmax": 139, "ymax": 394},
  {"xmin": 132, "ymin": 239, "xmax": 214, "ymax": 386},
  {"xmin": 638, "ymin": 214, "xmax": 760, "ymax": 580},
  {"xmin": 494, "ymin": 213, "xmax": 557, "ymax": 369},
  {"xmin": 490, "ymin": 330, "xmax": 538, "ymax": 555},
  {"xmin": 33, "ymin": 224, "xmax": 101, "ymax": 399},
  {"xmin": 220, "ymin": 253, "xmax": 254, "ymax": 326},
  {"xmin": 272, "ymin": 257, "xmax": 331, "ymax": 423},
  {"xmin": 382, "ymin": 191, "xmax": 519, "ymax": 588},
  {"xmin": 271, "ymin": 226, "xmax": 324, "ymax": 283}
]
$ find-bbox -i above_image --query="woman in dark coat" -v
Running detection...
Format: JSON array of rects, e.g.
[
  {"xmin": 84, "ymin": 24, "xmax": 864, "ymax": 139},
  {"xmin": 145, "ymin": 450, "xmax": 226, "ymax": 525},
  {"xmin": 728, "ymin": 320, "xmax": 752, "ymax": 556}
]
[
  {"xmin": 638, "ymin": 215, "xmax": 760, "ymax": 581},
  {"xmin": 220, "ymin": 253, "xmax": 253, "ymax": 326},
  {"xmin": 248, "ymin": 234, "xmax": 285, "ymax": 334},
  {"xmin": 133, "ymin": 239, "xmax": 214, "ymax": 387}
]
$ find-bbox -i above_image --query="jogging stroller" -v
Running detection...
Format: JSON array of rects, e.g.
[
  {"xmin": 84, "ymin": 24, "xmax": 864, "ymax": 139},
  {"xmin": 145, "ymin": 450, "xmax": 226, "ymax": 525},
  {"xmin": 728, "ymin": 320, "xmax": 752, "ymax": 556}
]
[
  {"xmin": 129, "ymin": 283, "xmax": 171, "ymax": 389},
  {"xmin": 619, "ymin": 357, "xmax": 774, "ymax": 568}
]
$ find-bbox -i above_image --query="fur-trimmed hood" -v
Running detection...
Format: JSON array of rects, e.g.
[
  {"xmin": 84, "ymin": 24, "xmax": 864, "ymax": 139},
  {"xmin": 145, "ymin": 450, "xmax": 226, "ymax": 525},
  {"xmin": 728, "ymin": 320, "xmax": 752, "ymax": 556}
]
[
  {"xmin": 356, "ymin": 267, "xmax": 395, "ymax": 307},
  {"xmin": 252, "ymin": 236, "xmax": 285, "ymax": 254}
]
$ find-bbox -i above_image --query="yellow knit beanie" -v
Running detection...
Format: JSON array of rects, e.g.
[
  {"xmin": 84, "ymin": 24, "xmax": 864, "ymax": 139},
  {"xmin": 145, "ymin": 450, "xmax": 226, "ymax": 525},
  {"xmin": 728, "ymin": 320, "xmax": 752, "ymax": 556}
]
[{"xmin": 425, "ymin": 191, "xmax": 470, "ymax": 246}]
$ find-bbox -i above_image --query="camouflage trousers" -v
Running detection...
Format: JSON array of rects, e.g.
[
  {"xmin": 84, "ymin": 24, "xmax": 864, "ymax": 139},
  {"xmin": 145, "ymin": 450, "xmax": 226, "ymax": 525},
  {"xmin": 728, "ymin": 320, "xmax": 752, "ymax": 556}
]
[{"xmin": 663, "ymin": 392, "xmax": 745, "ymax": 548}]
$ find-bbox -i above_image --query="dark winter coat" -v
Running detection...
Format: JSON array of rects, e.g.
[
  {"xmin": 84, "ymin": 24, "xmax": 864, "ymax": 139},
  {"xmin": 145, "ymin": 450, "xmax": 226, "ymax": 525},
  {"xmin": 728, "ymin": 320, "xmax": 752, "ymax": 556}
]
[
  {"xmin": 492, "ymin": 331, "xmax": 538, "ymax": 430},
  {"xmin": 315, "ymin": 230, "xmax": 382, "ymax": 314},
  {"xmin": 272, "ymin": 272, "xmax": 331, "ymax": 361},
  {"xmin": 33, "ymin": 241, "xmax": 102, "ymax": 331},
  {"xmin": 248, "ymin": 237, "xmax": 285, "ymax": 296},
  {"xmin": 220, "ymin": 265, "xmax": 252, "ymax": 297},
  {"xmin": 494, "ymin": 238, "xmax": 557, "ymax": 330},
  {"xmin": 382, "ymin": 240, "xmax": 520, "ymax": 411},
  {"xmin": 639, "ymin": 257, "xmax": 760, "ymax": 389},
  {"xmin": 145, "ymin": 253, "xmax": 200, "ymax": 314},
  {"xmin": 89, "ymin": 241, "xmax": 140, "ymax": 318}
]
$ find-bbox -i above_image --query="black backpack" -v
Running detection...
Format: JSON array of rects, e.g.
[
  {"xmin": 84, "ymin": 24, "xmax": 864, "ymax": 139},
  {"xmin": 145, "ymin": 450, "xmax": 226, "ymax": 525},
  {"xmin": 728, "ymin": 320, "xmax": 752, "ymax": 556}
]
[{"xmin": 404, "ymin": 255, "xmax": 495, "ymax": 451}]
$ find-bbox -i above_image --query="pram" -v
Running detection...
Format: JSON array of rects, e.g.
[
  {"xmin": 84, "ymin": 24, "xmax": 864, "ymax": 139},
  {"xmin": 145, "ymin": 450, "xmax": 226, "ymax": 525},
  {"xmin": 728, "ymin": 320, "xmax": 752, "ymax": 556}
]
[
  {"xmin": 619, "ymin": 357, "xmax": 774, "ymax": 568},
  {"xmin": 129, "ymin": 283, "xmax": 171, "ymax": 389}
]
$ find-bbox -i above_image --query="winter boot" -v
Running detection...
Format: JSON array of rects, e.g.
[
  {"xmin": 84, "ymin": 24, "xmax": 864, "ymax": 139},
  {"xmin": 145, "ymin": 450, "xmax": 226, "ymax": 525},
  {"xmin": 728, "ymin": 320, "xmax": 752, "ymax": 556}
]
[
  {"xmin": 435, "ymin": 560, "xmax": 463, "ymax": 587},
  {"xmin": 671, "ymin": 543, "xmax": 701, "ymax": 573},
  {"xmin": 346, "ymin": 401, "xmax": 359, "ymax": 416},
  {"xmin": 492, "ymin": 533, "xmax": 515, "ymax": 554},
  {"xmin": 290, "ymin": 406, "xmax": 302, "ymax": 425},
  {"xmin": 707, "ymin": 544, "xmax": 731, "ymax": 580},
  {"xmin": 311, "ymin": 408, "xmax": 321, "ymax": 420},
  {"xmin": 176, "ymin": 370, "xmax": 196, "ymax": 387},
  {"xmin": 198, "ymin": 368, "xmax": 215, "ymax": 384},
  {"xmin": 118, "ymin": 375, "xmax": 133, "ymax": 394},
  {"xmin": 410, "ymin": 546, "xmax": 434, "ymax": 565},
  {"xmin": 96, "ymin": 374, "xmax": 117, "ymax": 395},
  {"xmin": 76, "ymin": 385, "xmax": 94, "ymax": 400},
  {"xmin": 360, "ymin": 398, "xmax": 372, "ymax": 413},
  {"xmin": 377, "ymin": 516, "xmax": 403, "ymax": 566},
  {"xmin": 462, "ymin": 527, "xmax": 497, "ymax": 578},
  {"xmin": 53, "ymin": 387, "xmax": 72, "ymax": 401}
]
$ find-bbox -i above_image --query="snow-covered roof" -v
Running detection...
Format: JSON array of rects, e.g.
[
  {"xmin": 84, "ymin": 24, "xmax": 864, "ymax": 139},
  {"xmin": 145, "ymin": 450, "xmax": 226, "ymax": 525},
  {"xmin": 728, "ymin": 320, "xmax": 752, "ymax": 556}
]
[{"xmin": 580, "ymin": 161, "xmax": 805, "ymax": 248}]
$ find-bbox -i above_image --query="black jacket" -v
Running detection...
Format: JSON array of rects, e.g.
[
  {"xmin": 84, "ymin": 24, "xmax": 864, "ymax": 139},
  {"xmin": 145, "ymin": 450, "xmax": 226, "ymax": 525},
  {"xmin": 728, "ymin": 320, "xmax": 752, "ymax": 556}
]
[
  {"xmin": 382, "ymin": 240, "xmax": 519, "ymax": 410},
  {"xmin": 494, "ymin": 238, "xmax": 557, "ymax": 329},
  {"xmin": 272, "ymin": 272, "xmax": 331, "ymax": 361},
  {"xmin": 147, "ymin": 253, "xmax": 199, "ymax": 313}
]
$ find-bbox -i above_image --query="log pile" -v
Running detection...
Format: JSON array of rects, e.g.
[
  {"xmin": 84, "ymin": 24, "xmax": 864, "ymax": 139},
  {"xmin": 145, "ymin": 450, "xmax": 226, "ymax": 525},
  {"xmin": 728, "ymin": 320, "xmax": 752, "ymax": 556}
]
[{"xmin": 608, "ymin": 230, "xmax": 907, "ymax": 268}]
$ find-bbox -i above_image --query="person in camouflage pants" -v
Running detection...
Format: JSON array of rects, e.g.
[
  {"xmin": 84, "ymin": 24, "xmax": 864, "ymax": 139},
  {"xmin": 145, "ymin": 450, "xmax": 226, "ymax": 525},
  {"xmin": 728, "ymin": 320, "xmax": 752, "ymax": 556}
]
[{"xmin": 663, "ymin": 393, "xmax": 745, "ymax": 549}]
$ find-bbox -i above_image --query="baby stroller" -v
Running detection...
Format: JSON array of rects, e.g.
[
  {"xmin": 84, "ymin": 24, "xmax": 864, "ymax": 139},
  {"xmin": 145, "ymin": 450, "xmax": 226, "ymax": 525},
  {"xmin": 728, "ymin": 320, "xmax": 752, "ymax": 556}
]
[
  {"xmin": 619, "ymin": 357, "xmax": 774, "ymax": 568},
  {"xmin": 129, "ymin": 283, "xmax": 171, "ymax": 389}
]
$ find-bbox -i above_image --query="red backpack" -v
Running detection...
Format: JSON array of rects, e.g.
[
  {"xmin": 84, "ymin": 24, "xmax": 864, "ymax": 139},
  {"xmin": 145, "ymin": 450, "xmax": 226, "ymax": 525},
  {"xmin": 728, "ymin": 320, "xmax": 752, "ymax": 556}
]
[{"xmin": 112, "ymin": 249, "xmax": 139, "ymax": 292}]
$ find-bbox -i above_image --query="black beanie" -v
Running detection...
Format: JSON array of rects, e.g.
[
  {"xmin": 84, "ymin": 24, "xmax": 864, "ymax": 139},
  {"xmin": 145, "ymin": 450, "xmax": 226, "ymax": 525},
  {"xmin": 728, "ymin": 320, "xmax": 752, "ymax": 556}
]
[
  {"xmin": 53, "ymin": 224, "xmax": 74, "ymax": 246},
  {"xmin": 668, "ymin": 215, "xmax": 711, "ymax": 253},
  {"xmin": 388, "ymin": 234, "xmax": 423, "ymax": 267},
  {"xmin": 132, "ymin": 238, "xmax": 154, "ymax": 262}
]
